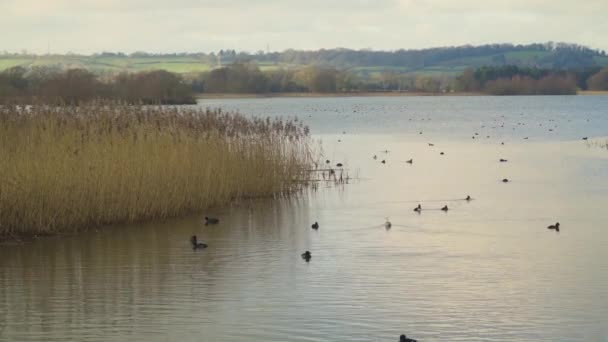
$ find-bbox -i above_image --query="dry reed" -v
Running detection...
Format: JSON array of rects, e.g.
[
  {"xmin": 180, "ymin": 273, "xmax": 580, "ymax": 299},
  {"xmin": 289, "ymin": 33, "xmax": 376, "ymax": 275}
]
[{"xmin": 0, "ymin": 103, "xmax": 313, "ymax": 237}]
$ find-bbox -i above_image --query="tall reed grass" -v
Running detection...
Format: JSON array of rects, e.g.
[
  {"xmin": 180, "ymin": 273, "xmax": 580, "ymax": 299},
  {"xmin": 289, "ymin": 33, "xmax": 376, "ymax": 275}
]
[{"xmin": 0, "ymin": 103, "xmax": 313, "ymax": 237}]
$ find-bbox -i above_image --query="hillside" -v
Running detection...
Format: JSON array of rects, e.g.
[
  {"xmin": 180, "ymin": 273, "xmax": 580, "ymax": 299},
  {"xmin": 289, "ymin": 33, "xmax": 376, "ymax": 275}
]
[{"xmin": 1, "ymin": 43, "xmax": 606, "ymax": 76}]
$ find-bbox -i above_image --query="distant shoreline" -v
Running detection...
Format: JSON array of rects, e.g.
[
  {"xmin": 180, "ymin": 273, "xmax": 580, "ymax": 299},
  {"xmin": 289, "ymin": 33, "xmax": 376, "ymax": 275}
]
[
  {"xmin": 197, "ymin": 91, "xmax": 608, "ymax": 99},
  {"xmin": 197, "ymin": 92, "xmax": 485, "ymax": 99},
  {"xmin": 578, "ymin": 90, "xmax": 608, "ymax": 96}
]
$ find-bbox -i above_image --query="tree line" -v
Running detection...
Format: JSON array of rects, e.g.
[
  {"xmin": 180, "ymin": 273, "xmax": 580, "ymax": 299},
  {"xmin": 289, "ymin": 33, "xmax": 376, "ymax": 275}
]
[
  {"xmin": 194, "ymin": 63, "xmax": 608, "ymax": 95},
  {"xmin": 2, "ymin": 64, "xmax": 608, "ymax": 104},
  {"xmin": 0, "ymin": 66, "xmax": 195, "ymax": 104},
  {"xmin": 453, "ymin": 65, "xmax": 608, "ymax": 95}
]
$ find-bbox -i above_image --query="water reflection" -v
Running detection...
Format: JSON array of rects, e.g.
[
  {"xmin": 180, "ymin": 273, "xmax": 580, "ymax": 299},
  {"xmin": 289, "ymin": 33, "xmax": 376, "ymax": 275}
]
[{"xmin": 2, "ymin": 96, "xmax": 608, "ymax": 341}]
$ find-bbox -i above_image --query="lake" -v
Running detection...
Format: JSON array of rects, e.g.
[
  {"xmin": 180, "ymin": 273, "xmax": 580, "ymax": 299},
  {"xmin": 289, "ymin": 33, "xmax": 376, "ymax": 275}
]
[{"xmin": 2, "ymin": 96, "xmax": 608, "ymax": 341}]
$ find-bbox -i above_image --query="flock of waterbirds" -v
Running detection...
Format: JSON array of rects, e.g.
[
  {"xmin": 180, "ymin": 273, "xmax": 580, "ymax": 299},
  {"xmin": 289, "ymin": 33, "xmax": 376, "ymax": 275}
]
[
  {"xmin": 184, "ymin": 107, "xmax": 595, "ymax": 341},
  {"xmin": 188, "ymin": 145, "xmax": 561, "ymax": 342}
]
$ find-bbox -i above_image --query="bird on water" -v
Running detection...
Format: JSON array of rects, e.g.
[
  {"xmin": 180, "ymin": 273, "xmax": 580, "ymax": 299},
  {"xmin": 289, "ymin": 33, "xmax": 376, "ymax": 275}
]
[
  {"xmin": 205, "ymin": 216, "xmax": 219, "ymax": 225},
  {"xmin": 301, "ymin": 251, "xmax": 311, "ymax": 262},
  {"xmin": 190, "ymin": 235, "xmax": 208, "ymax": 249},
  {"xmin": 547, "ymin": 222, "xmax": 560, "ymax": 232},
  {"xmin": 400, "ymin": 334, "xmax": 417, "ymax": 342},
  {"xmin": 311, "ymin": 222, "xmax": 319, "ymax": 230}
]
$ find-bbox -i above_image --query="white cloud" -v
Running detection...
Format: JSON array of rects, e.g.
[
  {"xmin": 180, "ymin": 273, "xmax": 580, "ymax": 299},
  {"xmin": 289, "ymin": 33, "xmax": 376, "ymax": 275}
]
[{"xmin": 1, "ymin": 0, "xmax": 606, "ymax": 54}]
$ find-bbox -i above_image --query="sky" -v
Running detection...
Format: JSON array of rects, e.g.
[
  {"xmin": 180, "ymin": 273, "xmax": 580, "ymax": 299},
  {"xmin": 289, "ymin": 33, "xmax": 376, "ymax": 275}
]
[{"xmin": 1, "ymin": 0, "xmax": 607, "ymax": 54}]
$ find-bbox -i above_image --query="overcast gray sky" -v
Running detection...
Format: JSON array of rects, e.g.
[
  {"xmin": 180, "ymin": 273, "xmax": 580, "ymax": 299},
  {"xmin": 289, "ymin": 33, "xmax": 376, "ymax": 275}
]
[{"xmin": 2, "ymin": 0, "xmax": 606, "ymax": 54}]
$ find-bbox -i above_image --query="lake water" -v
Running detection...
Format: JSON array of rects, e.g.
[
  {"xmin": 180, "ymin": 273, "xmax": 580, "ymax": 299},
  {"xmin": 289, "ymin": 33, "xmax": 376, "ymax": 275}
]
[{"xmin": 2, "ymin": 96, "xmax": 608, "ymax": 341}]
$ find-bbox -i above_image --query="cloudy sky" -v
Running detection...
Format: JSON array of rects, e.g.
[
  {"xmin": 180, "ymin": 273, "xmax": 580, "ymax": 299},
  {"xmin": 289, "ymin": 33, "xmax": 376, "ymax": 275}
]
[{"xmin": 1, "ymin": 0, "xmax": 606, "ymax": 54}]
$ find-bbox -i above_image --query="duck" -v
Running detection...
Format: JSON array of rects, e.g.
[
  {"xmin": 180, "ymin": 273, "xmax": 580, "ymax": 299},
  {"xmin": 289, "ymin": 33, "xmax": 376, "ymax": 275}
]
[
  {"xmin": 413, "ymin": 204, "xmax": 421, "ymax": 212},
  {"xmin": 428, "ymin": 143, "xmax": 434, "ymax": 146},
  {"xmin": 547, "ymin": 222, "xmax": 560, "ymax": 232},
  {"xmin": 406, "ymin": 159, "xmax": 413, "ymax": 164},
  {"xmin": 205, "ymin": 216, "xmax": 219, "ymax": 225},
  {"xmin": 190, "ymin": 235, "xmax": 208, "ymax": 249},
  {"xmin": 373, "ymin": 155, "xmax": 377, "ymax": 160},
  {"xmin": 502, "ymin": 178, "xmax": 509, "ymax": 183},
  {"xmin": 440, "ymin": 152, "xmax": 445, "ymax": 155},
  {"xmin": 301, "ymin": 251, "xmax": 312, "ymax": 262},
  {"xmin": 499, "ymin": 158, "xmax": 508, "ymax": 162},
  {"xmin": 336, "ymin": 163, "xmax": 343, "ymax": 167},
  {"xmin": 311, "ymin": 222, "xmax": 319, "ymax": 230},
  {"xmin": 384, "ymin": 218, "xmax": 392, "ymax": 229},
  {"xmin": 441, "ymin": 205, "xmax": 449, "ymax": 211},
  {"xmin": 465, "ymin": 195, "xmax": 471, "ymax": 201},
  {"xmin": 381, "ymin": 160, "xmax": 386, "ymax": 164},
  {"xmin": 325, "ymin": 159, "xmax": 330, "ymax": 164},
  {"xmin": 400, "ymin": 335, "xmax": 417, "ymax": 342},
  {"xmin": 582, "ymin": 137, "xmax": 588, "ymax": 140}
]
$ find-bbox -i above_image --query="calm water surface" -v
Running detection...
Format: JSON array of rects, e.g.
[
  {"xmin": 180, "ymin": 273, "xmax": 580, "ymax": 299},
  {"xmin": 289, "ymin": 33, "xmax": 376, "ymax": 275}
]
[{"xmin": 2, "ymin": 96, "xmax": 608, "ymax": 341}]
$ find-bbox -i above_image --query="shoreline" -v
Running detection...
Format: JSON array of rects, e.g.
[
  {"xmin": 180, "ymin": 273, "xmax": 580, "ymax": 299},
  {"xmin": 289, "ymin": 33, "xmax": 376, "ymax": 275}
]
[
  {"xmin": 196, "ymin": 92, "xmax": 485, "ymax": 99},
  {"xmin": 196, "ymin": 91, "xmax": 608, "ymax": 99}
]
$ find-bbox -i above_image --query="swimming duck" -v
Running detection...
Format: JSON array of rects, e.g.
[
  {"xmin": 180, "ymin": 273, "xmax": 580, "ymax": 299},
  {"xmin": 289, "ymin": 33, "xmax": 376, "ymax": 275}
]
[
  {"xmin": 440, "ymin": 152, "xmax": 445, "ymax": 155},
  {"xmin": 381, "ymin": 160, "xmax": 386, "ymax": 164},
  {"xmin": 414, "ymin": 204, "xmax": 421, "ymax": 212},
  {"xmin": 311, "ymin": 222, "xmax": 319, "ymax": 230},
  {"xmin": 441, "ymin": 205, "xmax": 449, "ymax": 211},
  {"xmin": 373, "ymin": 155, "xmax": 377, "ymax": 160},
  {"xmin": 582, "ymin": 137, "xmax": 588, "ymax": 140},
  {"xmin": 325, "ymin": 159, "xmax": 330, "ymax": 164},
  {"xmin": 205, "ymin": 216, "xmax": 219, "ymax": 225},
  {"xmin": 547, "ymin": 222, "xmax": 560, "ymax": 232},
  {"xmin": 406, "ymin": 159, "xmax": 413, "ymax": 164},
  {"xmin": 190, "ymin": 235, "xmax": 208, "ymax": 249},
  {"xmin": 428, "ymin": 143, "xmax": 434, "ymax": 146},
  {"xmin": 301, "ymin": 251, "xmax": 312, "ymax": 262},
  {"xmin": 400, "ymin": 335, "xmax": 417, "ymax": 342},
  {"xmin": 384, "ymin": 218, "xmax": 392, "ymax": 229},
  {"xmin": 502, "ymin": 178, "xmax": 509, "ymax": 183},
  {"xmin": 499, "ymin": 159, "xmax": 508, "ymax": 162},
  {"xmin": 465, "ymin": 195, "xmax": 471, "ymax": 201},
  {"xmin": 336, "ymin": 163, "xmax": 343, "ymax": 167}
]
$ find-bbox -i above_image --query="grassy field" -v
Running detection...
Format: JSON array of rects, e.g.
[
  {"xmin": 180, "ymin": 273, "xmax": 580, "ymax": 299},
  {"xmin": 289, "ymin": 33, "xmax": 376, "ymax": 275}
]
[
  {"xmin": 0, "ymin": 104, "xmax": 313, "ymax": 238},
  {"xmin": 0, "ymin": 55, "xmax": 216, "ymax": 73},
  {"xmin": 1, "ymin": 51, "xmax": 607, "ymax": 75}
]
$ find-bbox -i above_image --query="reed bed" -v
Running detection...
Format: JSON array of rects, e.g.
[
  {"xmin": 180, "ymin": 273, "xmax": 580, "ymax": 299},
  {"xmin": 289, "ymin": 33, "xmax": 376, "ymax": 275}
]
[
  {"xmin": 0, "ymin": 103, "xmax": 313, "ymax": 237},
  {"xmin": 585, "ymin": 139, "xmax": 608, "ymax": 151}
]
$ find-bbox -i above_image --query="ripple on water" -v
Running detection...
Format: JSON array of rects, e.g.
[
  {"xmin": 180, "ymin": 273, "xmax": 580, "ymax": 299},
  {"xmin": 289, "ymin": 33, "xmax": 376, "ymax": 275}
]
[{"xmin": 2, "ymin": 96, "xmax": 608, "ymax": 341}]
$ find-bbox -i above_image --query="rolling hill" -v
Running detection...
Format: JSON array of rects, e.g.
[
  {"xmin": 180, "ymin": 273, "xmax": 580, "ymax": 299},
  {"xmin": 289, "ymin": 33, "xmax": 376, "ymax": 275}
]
[{"xmin": 1, "ymin": 43, "xmax": 606, "ymax": 77}]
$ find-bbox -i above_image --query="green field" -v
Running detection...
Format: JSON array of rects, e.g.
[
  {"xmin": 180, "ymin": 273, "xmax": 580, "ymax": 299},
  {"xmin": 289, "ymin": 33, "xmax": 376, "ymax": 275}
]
[
  {"xmin": 0, "ymin": 55, "xmax": 216, "ymax": 74},
  {"xmin": 1, "ymin": 50, "xmax": 607, "ymax": 75}
]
